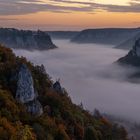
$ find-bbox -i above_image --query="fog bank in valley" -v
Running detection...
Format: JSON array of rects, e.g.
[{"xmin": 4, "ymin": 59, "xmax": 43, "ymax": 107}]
[{"xmin": 13, "ymin": 40, "xmax": 140, "ymax": 122}]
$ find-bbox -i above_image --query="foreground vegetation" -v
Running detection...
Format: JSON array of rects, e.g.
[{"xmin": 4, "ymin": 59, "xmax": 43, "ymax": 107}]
[{"xmin": 0, "ymin": 44, "xmax": 129, "ymax": 140}]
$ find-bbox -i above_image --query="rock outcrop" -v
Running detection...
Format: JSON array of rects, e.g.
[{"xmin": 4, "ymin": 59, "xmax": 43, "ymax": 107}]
[
  {"xmin": 16, "ymin": 64, "xmax": 43, "ymax": 115},
  {"xmin": 131, "ymin": 39, "xmax": 140, "ymax": 57},
  {"xmin": 53, "ymin": 80, "xmax": 62, "ymax": 93},
  {"xmin": 115, "ymin": 32, "xmax": 140, "ymax": 50},
  {"xmin": 26, "ymin": 100, "xmax": 43, "ymax": 116},
  {"xmin": 117, "ymin": 38, "xmax": 140, "ymax": 66},
  {"xmin": 16, "ymin": 64, "xmax": 36, "ymax": 103},
  {"xmin": 0, "ymin": 28, "xmax": 57, "ymax": 50}
]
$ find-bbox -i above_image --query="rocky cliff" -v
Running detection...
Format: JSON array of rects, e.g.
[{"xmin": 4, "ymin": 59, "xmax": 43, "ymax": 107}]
[
  {"xmin": 16, "ymin": 64, "xmax": 36, "ymax": 103},
  {"xmin": 116, "ymin": 32, "xmax": 140, "ymax": 50},
  {"xmin": 117, "ymin": 38, "xmax": 140, "ymax": 66},
  {"xmin": 0, "ymin": 28, "xmax": 57, "ymax": 50},
  {"xmin": 16, "ymin": 64, "xmax": 43, "ymax": 115}
]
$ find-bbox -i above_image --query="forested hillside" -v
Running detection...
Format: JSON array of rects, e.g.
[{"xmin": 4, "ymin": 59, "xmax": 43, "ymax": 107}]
[{"xmin": 0, "ymin": 44, "xmax": 129, "ymax": 140}]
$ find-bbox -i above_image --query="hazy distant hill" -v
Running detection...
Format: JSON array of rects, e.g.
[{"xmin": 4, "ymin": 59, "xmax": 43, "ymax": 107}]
[
  {"xmin": 116, "ymin": 32, "xmax": 140, "ymax": 50},
  {"xmin": 47, "ymin": 31, "xmax": 79, "ymax": 39},
  {"xmin": 71, "ymin": 28, "xmax": 140, "ymax": 45},
  {"xmin": 0, "ymin": 28, "xmax": 57, "ymax": 50}
]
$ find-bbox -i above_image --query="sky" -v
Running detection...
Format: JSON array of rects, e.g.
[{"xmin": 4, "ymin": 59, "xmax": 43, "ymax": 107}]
[{"xmin": 0, "ymin": 0, "xmax": 140, "ymax": 30}]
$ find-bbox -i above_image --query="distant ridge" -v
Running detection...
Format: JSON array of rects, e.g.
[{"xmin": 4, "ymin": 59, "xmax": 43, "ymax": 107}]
[
  {"xmin": 0, "ymin": 28, "xmax": 57, "ymax": 50},
  {"xmin": 116, "ymin": 32, "xmax": 140, "ymax": 50},
  {"xmin": 71, "ymin": 28, "xmax": 140, "ymax": 45},
  {"xmin": 47, "ymin": 31, "xmax": 79, "ymax": 40}
]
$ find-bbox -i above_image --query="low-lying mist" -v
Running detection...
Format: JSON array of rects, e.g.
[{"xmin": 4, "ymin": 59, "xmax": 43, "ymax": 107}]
[{"xmin": 13, "ymin": 39, "xmax": 140, "ymax": 122}]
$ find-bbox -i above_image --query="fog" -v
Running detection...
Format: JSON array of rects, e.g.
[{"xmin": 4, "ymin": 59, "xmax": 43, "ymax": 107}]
[{"xmin": 13, "ymin": 39, "xmax": 140, "ymax": 122}]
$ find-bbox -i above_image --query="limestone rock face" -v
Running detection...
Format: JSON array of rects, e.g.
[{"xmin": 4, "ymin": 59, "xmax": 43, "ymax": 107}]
[
  {"xmin": 132, "ymin": 39, "xmax": 140, "ymax": 57},
  {"xmin": 116, "ymin": 32, "xmax": 140, "ymax": 50},
  {"xmin": 16, "ymin": 64, "xmax": 35, "ymax": 103},
  {"xmin": 26, "ymin": 100, "xmax": 43, "ymax": 116},
  {"xmin": 53, "ymin": 81, "xmax": 62, "ymax": 93},
  {"xmin": 117, "ymin": 38, "xmax": 140, "ymax": 66},
  {"xmin": 0, "ymin": 28, "xmax": 57, "ymax": 50},
  {"xmin": 16, "ymin": 64, "xmax": 43, "ymax": 115}
]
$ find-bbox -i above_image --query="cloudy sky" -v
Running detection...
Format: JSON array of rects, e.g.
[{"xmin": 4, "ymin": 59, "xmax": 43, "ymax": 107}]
[{"xmin": 0, "ymin": 0, "xmax": 140, "ymax": 30}]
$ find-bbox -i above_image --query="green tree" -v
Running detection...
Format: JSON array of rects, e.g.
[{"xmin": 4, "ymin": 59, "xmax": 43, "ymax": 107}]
[{"xmin": 84, "ymin": 126, "xmax": 99, "ymax": 140}]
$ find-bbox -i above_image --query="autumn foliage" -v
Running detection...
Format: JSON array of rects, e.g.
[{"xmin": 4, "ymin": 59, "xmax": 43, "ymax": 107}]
[{"xmin": 0, "ymin": 44, "xmax": 129, "ymax": 140}]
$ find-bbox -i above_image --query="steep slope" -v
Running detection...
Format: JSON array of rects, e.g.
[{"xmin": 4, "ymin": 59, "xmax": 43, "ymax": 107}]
[
  {"xmin": 71, "ymin": 28, "xmax": 140, "ymax": 45},
  {"xmin": 116, "ymin": 32, "xmax": 140, "ymax": 50},
  {"xmin": 117, "ymin": 38, "xmax": 140, "ymax": 82},
  {"xmin": 117, "ymin": 38, "xmax": 140, "ymax": 66},
  {"xmin": 0, "ymin": 44, "xmax": 129, "ymax": 140},
  {"xmin": 0, "ymin": 28, "xmax": 57, "ymax": 50}
]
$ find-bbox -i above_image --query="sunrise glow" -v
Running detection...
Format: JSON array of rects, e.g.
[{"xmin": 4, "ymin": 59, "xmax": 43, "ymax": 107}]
[{"xmin": 0, "ymin": 0, "xmax": 139, "ymax": 30}]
